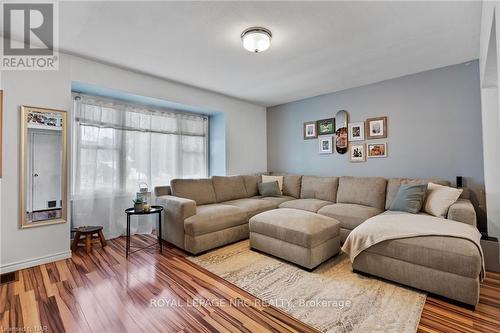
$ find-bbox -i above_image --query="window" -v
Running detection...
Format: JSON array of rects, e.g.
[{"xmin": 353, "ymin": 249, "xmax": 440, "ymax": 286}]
[{"xmin": 72, "ymin": 94, "xmax": 208, "ymax": 238}]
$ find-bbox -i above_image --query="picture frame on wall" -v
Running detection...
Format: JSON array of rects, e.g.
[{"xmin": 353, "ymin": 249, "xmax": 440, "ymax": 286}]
[
  {"xmin": 367, "ymin": 142, "xmax": 387, "ymax": 158},
  {"xmin": 319, "ymin": 136, "xmax": 333, "ymax": 154},
  {"xmin": 317, "ymin": 118, "xmax": 335, "ymax": 135},
  {"xmin": 349, "ymin": 143, "xmax": 366, "ymax": 162},
  {"xmin": 303, "ymin": 121, "xmax": 318, "ymax": 139},
  {"xmin": 366, "ymin": 116, "xmax": 387, "ymax": 139},
  {"xmin": 348, "ymin": 121, "xmax": 365, "ymax": 141}
]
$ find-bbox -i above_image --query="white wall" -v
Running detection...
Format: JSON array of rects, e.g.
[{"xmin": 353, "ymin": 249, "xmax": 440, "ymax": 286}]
[
  {"xmin": 1, "ymin": 54, "xmax": 73, "ymax": 273},
  {"xmin": 0, "ymin": 52, "xmax": 267, "ymax": 273},
  {"xmin": 480, "ymin": 1, "xmax": 500, "ymax": 265}
]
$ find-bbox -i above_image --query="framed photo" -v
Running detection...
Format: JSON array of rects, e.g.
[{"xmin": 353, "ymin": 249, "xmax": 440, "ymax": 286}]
[
  {"xmin": 367, "ymin": 143, "xmax": 387, "ymax": 158},
  {"xmin": 303, "ymin": 121, "xmax": 317, "ymax": 139},
  {"xmin": 348, "ymin": 122, "xmax": 365, "ymax": 141},
  {"xmin": 349, "ymin": 143, "xmax": 366, "ymax": 162},
  {"xmin": 318, "ymin": 136, "xmax": 333, "ymax": 154},
  {"xmin": 317, "ymin": 118, "xmax": 335, "ymax": 135},
  {"xmin": 366, "ymin": 116, "xmax": 387, "ymax": 139}
]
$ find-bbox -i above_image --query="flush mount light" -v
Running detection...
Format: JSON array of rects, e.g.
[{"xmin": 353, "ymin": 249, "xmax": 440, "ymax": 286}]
[{"xmin": 241, "ymin": 27, "xmax": 272, "ymax": 53}]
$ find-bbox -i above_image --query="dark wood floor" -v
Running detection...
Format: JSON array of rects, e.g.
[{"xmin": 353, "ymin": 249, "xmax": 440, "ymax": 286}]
[{"xmin": 1, "ymin": 235, "xmax": 499, "ymax": 333}]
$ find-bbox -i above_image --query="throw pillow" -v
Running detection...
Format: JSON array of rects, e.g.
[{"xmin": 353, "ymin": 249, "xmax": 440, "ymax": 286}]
[
  {"xmin": 258, "ymin": 181, "xmax": 282, "ymax": 197},
  {"xmin": 262, "ymin": 175, "xmax": 284, "ymax": 193},
  {"xmin": 423, "ymin": 182, "xmax": 463, "ymax": 218},
  {"xmin": 389, "ymin": 184, "xmax": 428, "ymax": 214}
]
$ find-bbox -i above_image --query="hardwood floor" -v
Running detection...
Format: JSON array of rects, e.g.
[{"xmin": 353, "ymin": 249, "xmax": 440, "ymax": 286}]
[
  {"xmin": 0, "ymin": 235, "xmax": 317, "ymax": 333},
  {"xmin": 1, "ymin": 235, "xmax": 499, "ymax": 333},
  {"xmin": 418, "ymin": 271, "xmax": 500, "ymax": 333}
]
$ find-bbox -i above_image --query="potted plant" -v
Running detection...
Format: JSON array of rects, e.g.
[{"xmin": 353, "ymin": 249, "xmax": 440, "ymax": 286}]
[{"xmin": 133, "ymin": 197, "xmax": 144, "ymax": 212}]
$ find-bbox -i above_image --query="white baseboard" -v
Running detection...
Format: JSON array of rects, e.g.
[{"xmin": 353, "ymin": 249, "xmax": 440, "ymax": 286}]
[{"xmin": 0, "ymin": 251, "xmax": 72, "ymax": 274}]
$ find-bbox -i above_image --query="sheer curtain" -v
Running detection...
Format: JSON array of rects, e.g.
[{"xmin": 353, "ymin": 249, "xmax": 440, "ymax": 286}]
[{"xmin": 72, "ymin": 94, "xmax": 208, "ymax": 238}]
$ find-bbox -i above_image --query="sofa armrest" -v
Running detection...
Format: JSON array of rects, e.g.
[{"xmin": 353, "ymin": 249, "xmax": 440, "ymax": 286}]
[
  {"xmin": 447, "ymin": 198, "xmax": 477, "ymax": 227},
  {"xmin": 154, "ymin": 185, "xmax": 171, "ymax": 197},
  {"xmin": 156, "ymin": 195, "xmax": 197, "ymax": 249}
]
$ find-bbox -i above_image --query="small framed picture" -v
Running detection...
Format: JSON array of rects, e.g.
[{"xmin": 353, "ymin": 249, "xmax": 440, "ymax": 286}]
[
  {"xmin": 366, "ymin": 116, "xmax": 387, "ymax": 139},
  {"xmin": 348, "ymin": 122, "xmax": 365, "ymax": 141},
  {"xmin": 367, "ymin": 143, "xmax": 387, "ymax": 158},
  {"xmin": 317, "ymin": 118, "xmax": 335, "ymax": 135},
  {"xmin": 349, "ymin": 143, "xmax": 366, "ymax": 162},
  {"xmin": 303, "ymin": 121, "xmax": 317, "ymax": 139},
  {"xmin": 319, "ymin": 136, "xmax": 333, "ymax": 154}
]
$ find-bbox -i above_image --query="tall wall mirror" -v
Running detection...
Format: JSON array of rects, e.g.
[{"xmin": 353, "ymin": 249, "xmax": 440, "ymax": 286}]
[{"xmin": 20, "ymin": 106, "xmax": 68, "ymax": 228}]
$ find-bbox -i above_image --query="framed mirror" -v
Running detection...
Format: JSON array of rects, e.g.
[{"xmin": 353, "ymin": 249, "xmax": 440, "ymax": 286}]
[
  {"xmin": 20, "ymin": 106, "xmax": 67, "ymax": 228},
  {"xmin": 335, "ymin": 110, "xmax": 349, "ymax": 154}
]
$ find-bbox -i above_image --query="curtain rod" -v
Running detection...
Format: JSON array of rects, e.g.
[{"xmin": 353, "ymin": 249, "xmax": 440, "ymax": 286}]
[
  {"xmin": 76, "ymin": 120, "xmax": 207, "ymax": 138},
  {"xmin": 73, "ymin": 92, "xmax": 210, "ymax": 120}
]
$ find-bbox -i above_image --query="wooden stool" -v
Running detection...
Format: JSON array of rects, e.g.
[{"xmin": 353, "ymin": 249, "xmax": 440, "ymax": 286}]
[{"xmin": 71, "ymin": 226, "xmax": 107, "ymax": 253}]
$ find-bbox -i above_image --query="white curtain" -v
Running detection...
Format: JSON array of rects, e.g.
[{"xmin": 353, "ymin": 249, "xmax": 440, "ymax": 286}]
[{"xmin": 72, "ymin": 94, "xmax": 208, "ymax": 239}]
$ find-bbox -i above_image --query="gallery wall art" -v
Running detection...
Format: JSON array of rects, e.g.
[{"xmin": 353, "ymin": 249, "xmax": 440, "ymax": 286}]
[
  {"xmin": 366, "ymin": 116, "xmax": 387, "ymax": 139},
  {"xmin": 317, "ymin": 118, "xmax": 335, "ymax": 135},
  {"xmin": 319, "ymin": 136, "xmax": 333, "ymax": 154},
  {"xmin": 348, "ymin": 122, "xmax": 365, "ymax": 141},
  {"xmin": 349, "ymin": 143, "xmax": 366, "ymax": 162},
  {"xmin": 367, "ymin": 142, "xmax": 387, "ymax": 158},
  {"xmin": 303, "ymin": 121, "xmax": 317, "ymax": 139},
  {"xmin": 303, "ymin": 112, "xmax": 388, "ymax": 160},
  {"xmin": 335, "ymin": 110, "xmax": 348, "ymax": 154}
]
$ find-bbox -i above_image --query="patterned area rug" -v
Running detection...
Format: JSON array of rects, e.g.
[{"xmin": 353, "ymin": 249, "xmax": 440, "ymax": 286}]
[{"xmin": 188, "ymin": 240, "xmax": 426, "ymax": 333}]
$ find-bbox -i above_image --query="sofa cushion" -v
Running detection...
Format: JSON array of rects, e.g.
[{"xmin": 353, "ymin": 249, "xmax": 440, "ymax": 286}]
[
  {"xmin": 447, "ymin": 199, "xmax": 477, "ymax": 226},
  {"xmin": 259, "ymin": 195, "xmax": 296, "ymax": 206},
  {"xmin": 423, "ymin": 182, "xmax": 463, "ymax": 218},
  {"xmin": 284, "ymin": 175, "xmax": 302, "ymax": 198},
  {"xmin": 224, "ymin": 198, "xmax": 277, "ymax": 218},
  {"xmin": 258, "ymin": 181, "xmax": 282, "ymax": 197},
  {"xmin": 249, "ymin": 208, "xmax": 340, "ymax": 248},
  {"xmin": 318, "ymin": 203, "xmax": 382, "ymax": 230},
  {"xmin": 365, "ymin": 236, "xmax": 481, "ymax": 278},
  {"xmin": 184, "ymin": 204, "xmax": 247, "ymax": 236},
  {"xmin": 279, "ymin": 198, "xmax": 331, "ymax": 213},
  {"xmin": 171, "ymin": 178, "xmax": 216, "ymax": 205},
  {"xmin": 337, "ymin": 176, "xmax": 387, "ymax": 210},
  {"xmin": 262, "ymin": 175, "xmax": 283, "ymax": 193},
  {"xmin": 389, "ymin": 184, "xmax": 428, "ymax": 214},
  {"xmin": 243, "ymin": 175, "xmax": 261, "ymax": 197},
  {"xmin": 300, "ymin": 176, "xmax": 338, "ymax": 202},
  {"xmin": 272, "ymin": 174, "xmax": 303, "ymax": 198},
  {"xmin": 385, "ymin": 178, "xmax": 450, "ymax": 210},
  {"xmin": 212, "ymin": 176, "xmax": 248, "ymax": 202}
]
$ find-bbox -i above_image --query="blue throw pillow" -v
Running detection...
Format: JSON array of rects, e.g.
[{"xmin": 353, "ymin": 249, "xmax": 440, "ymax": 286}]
[
  {"xmin": 389, "ymin": 184, "xmax": 428, "ymax": 214},
  {"xmin": 258, "ymin": 181, "xmax": 282, "ymax": 197}
]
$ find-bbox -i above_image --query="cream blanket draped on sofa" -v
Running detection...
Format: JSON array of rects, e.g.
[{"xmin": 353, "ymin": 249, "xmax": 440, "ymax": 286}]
[{"xmin": 342, "ymin": 211, "xmax": 485, "ymax": 280}]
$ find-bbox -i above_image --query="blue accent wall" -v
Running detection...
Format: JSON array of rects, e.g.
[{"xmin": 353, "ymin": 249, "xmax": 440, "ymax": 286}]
[{"xmin": 267, "ymin": 61, "xmax": 485, "ymax": 227}]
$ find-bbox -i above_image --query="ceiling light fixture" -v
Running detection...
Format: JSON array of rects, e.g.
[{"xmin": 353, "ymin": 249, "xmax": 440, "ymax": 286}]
[{"xmin": 241, "ymin": 27, "xmax": 272, "ymax": 53}]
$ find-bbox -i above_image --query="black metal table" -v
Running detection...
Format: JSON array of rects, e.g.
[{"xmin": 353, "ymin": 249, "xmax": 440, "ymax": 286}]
[{"xmin": 124, "ymin": 206, "xmax": 163, "ymax": 257}]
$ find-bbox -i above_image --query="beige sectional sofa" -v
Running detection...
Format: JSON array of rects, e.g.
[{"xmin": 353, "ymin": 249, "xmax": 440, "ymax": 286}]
[{"xmin": 155, "ymin": 173, "xmax": 481, "ymax": 306}]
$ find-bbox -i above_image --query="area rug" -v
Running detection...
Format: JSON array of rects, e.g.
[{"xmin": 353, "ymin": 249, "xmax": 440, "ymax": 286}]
[{"xmin": 188, "ymin": 240, "xmax": 426, "ymax": 333}]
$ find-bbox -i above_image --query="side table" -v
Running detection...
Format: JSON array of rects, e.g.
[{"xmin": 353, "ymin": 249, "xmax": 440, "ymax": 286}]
[{"xmin": 124, "ymin": 205, "xmax": 164, "ymax": 257}]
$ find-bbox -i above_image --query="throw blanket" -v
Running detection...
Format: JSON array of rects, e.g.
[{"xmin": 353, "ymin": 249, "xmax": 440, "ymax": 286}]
[{"xmin": 341, "ymin": 211, "xmax": 485, "ymax": 280}]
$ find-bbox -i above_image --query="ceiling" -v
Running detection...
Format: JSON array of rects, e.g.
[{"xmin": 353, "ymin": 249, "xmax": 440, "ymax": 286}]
[{"xmin": 53, "ymin": 2, "xmax": 481, "ymax": 106}]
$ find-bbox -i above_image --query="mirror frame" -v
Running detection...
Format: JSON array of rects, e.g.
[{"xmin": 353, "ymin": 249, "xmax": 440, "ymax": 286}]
[{"xmin": 20, "ymin": 106, "xmax": 68, "ymax": 229}]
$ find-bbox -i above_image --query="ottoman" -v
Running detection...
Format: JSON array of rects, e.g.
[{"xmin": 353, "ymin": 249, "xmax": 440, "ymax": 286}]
[{"xmin": 249, "ymin": 208, "xmax": 340, "ymax": 269}]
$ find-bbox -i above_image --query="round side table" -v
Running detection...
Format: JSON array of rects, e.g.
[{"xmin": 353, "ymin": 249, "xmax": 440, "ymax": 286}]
[{"xmin": 124, "ymin": 206, "xmax": 164, "ymax": 257}]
